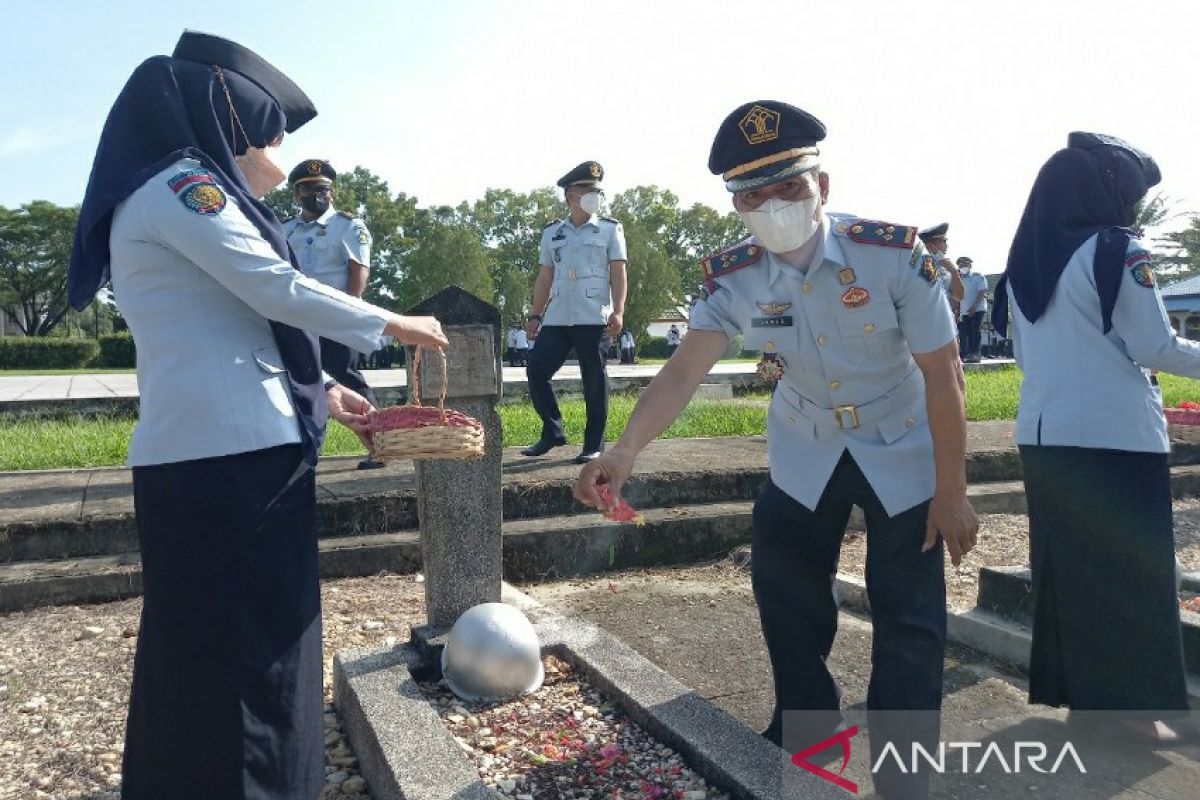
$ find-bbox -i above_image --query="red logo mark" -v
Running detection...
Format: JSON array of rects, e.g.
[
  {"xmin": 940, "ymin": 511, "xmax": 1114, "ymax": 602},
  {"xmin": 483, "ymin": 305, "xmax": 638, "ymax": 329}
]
[
  {"xmin": 791, "ymin": 724, "xmax": 859, "ymax": 794},
  {"xmin": 841, "ymin": 287, "xmax": 870, "ymax": 308}
]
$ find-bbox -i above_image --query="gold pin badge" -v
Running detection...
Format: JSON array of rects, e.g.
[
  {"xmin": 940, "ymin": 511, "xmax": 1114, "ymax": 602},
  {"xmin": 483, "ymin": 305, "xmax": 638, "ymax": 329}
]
[
  {"xmin": 838, "ymin": 268, "xmax": 856, "ymax": 285},
  {"xmin": 756, "ymin": 300, "xmax": 792, "ymax": 316}
]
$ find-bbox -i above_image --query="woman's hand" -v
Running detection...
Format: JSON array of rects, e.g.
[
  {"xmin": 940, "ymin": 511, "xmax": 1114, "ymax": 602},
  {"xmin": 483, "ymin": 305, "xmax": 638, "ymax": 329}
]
[
  {"xmin": 386, "ymin": 315, "xmax": 449, "ymax": 349},
  {"xmin": 327, "ymin": 383, "xmax": 376, "ymax": 451},
  {"xmin": 574, "ymin": 446, "xmax": 637, "ymax": 511}
]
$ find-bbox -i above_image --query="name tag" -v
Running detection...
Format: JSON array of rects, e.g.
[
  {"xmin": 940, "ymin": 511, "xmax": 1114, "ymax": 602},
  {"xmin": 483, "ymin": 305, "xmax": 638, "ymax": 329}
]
[{"xmin": 751, "ymin": 316, "xmax": 793, "ymax": 328}]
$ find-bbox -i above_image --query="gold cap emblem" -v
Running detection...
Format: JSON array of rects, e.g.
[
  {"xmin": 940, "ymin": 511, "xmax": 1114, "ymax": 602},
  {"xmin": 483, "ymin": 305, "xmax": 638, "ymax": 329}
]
[{"xmin": 739, "ymin": 104, "xmax": 782, "ymax": 146}]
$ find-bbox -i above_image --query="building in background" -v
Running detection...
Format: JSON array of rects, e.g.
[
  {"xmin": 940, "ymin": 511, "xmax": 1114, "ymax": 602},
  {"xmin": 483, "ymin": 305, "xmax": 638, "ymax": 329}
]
[{"xmin": 1161, "ymin": 274, "xmax": 1200, "ymax": 339}]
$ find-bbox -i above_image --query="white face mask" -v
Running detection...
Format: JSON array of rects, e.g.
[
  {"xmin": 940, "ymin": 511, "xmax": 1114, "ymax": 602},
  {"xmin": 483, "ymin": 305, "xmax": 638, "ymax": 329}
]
[
  {"xmin": 738, "ymin": 196, "xmax": 821, "ymax": 254},
  {"xmin": 234, "ymin": 146, "xmax": 286, "ymax": 199},
  {"xmin": 578, "ymin": 191, "xmax": 602, "ymax": 215}
]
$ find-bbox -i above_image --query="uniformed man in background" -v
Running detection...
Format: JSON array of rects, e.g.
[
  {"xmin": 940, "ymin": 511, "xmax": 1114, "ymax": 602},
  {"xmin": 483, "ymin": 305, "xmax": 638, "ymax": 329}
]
[
  {"xmin": 574, "ymin": 101, "xmax": 977, "ymax": 799},
  {"xmin": 918, "ymin": 222, "xmax": 964, "ymax": 321},
  {"xmin": 523, "ymin": 161, "xmax": 628, "ymax": 464},
  {"xmin": 956, "ymin": 256, "xmax": 989, "ymax": 362},
  {"xmin": 283, "ymin": 159, "xmax": 379, "ymax": 468}
]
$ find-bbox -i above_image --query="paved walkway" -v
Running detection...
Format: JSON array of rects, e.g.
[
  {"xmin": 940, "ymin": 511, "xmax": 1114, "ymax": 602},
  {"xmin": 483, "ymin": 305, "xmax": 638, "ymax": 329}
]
[{"xmin": 0, "ymin": 359, "xmax": 1016, "ymax": 403}]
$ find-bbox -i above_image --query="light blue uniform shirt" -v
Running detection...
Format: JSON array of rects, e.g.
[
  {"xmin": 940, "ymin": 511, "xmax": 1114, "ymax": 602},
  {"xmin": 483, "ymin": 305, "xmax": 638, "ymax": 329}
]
[
  {"xmin": 1011, "ymin": 234, "xmax": 1200, "ymax": 452},
  {"xmin": 689, "ymin": 212, "xmax": 957, "ymax": 515},
  {"xmin": 110, "ymin": 159, "xmax": 389, "ymax": 466},
  {"xmin": 960, "ymin": 271, "xmax": 989, "ymax": 316},
  {"xmin": 538, "ymin": 215, "xmax": 627, "ymax": 326},
  {"xmin": 282, "ymin": 206, "xmax": 372, "ymax": 293}
]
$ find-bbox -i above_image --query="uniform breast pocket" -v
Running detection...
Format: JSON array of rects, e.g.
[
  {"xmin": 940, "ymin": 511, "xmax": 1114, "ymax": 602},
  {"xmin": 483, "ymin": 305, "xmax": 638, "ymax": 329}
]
[
  {"xmin": 836, "ymin": 306, "xmax": 901, "ymax": 363},
  {"xmin": 743, "ymin": 325, "xmax": 802, "ymax": 356},
  {"xmin": 585, "ymin": 238, "xmax": 610, "ymax": 272}
]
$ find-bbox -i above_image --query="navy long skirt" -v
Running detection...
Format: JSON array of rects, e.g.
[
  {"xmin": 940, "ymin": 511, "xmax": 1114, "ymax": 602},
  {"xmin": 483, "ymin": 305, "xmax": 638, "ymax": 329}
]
[
  {"xmin": 1019, "ymin": 444, "xmax": 1188, "ymax": 712},
  {"xmin": 121, "ymin": 444, "xmax": 324, "ymax": 800}
]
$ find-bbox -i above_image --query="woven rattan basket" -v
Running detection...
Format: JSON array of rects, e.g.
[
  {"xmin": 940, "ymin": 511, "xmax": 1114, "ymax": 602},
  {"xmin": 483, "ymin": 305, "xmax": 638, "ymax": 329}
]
[{"xmin": 369, "ymin": 347, "xmax": 485, "ymax": 461}]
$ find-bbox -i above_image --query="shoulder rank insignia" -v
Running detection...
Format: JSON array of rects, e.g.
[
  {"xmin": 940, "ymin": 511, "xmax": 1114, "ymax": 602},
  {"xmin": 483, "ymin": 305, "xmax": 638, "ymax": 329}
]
[
  {"xmin": 168, "ymin": 169, "xmax": 226, "ymax": 216},
  {"xmin": 1128, "ymin": 250, "xmax": 1155, "ymax": 287},
  {"xmin": 600, "ymin": 216, "xmax": 620, "ymax": 225},
  {"xmin": 543, "ymin": 219, "xmax": 561, "ymax": 229},
  {"xmin": 834, "ymin": 218, "xmax": 918, "ymax": 249},
  {"xmin": 337, "ymin": 210, "xmax": 354, "ymax": 220},
  {"xmin": 701, "ymin": 241, "xmax": 764, "ymax": 292}
]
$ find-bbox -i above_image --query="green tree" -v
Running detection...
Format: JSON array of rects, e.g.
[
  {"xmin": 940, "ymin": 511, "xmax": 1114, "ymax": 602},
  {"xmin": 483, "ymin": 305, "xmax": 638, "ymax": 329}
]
[
  {"xmin": 456, "ymin": 187, "xmax": 562, "ymax": 322},
  {"xmin": 0, "ymin": 201, "xmax": 80, "ymax": 336},
  {"xmin": 399, "ymin": 220, "xmax": 495, "ymax": 311},
  {"xmin": 619, "ymin": 220, "xmax": 680, "ymax": 346},
  {"xmin": 1157, "ymin": 216, "xmax": 1200, "ymax": 280},
  {"xmin": 675, "ymin": 202, "xmax": 745, "ymax": 298}
]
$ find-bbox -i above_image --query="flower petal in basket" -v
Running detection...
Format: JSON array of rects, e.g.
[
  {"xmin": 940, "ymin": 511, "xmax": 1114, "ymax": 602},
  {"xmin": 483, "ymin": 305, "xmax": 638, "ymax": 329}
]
[{"xmin": 370, "ymin": 404, "xmax": 485, "ymax": 461}]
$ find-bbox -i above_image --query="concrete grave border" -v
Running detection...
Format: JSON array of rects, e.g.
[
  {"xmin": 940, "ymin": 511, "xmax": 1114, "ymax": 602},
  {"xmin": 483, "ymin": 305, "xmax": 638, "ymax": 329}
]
[{"xmin": 334, "ymin": 582, "xmax": 849, "ymax": 800}]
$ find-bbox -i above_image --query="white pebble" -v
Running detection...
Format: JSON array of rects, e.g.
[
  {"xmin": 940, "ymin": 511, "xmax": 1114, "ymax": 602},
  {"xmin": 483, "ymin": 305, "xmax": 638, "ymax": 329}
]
[
  {"xmin": 78, "ymin": 626, "xmax": 105, "ymax": 640},
  {"xmin": 326, "ymin": 770, "xmax": 349, "ymax": 784},
  {"xmin": 498, "ymin": 778, "xmax": 517, "ymax": 793},
  {"xmin": 360, "ymin": 621, "xmax": 385, "ymax": 631},
  {"xmin": 414, "ymin": 573, "xmax": 425, "ymax": 583}
]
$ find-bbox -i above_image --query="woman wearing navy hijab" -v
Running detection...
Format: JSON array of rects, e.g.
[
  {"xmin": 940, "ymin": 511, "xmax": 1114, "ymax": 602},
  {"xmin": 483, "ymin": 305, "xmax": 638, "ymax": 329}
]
[
  {"xmin": 68, "ymin": 32, "xmax": 447, "ymax": 799},
  {"xmin": 995, "ymin": 133, "xmax": 1199, "ymax": 741}
]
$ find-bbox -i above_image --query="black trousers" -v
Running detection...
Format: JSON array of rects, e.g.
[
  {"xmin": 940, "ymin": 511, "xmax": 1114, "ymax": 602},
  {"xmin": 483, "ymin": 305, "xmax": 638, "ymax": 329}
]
[
  {"xmin": 957, "ymin": 312, "xmax": 983, "ymax": 358},
  {"xmin": 1021, "ymin": 444, "xmax": 1188, "ymax": 711},
  {"xmin": 526, "ymin": 324, "xmax": 608, "ymax": 451},
  {"xmin": 123, "ymin": 445, "xmax": 323, "ymax": 800},
  {"xmin": 753, "ymin": 452, "xmax": 945, "ymax": 797},
  {"xmin": 320, "ymin": 337, "xmax": 376, "ymax": 406}
]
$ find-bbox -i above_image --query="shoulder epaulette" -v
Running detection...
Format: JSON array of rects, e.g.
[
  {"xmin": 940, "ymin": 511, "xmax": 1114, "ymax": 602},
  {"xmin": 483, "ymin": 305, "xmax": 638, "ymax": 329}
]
[
  {"xmin": 833, "ymin": 218, "xmax": 918, "ymax": 249},
  {"xmin": 701, "ymin": 240, "xmax": 764, "ymax": 292},
  {"xmin": 280, "ymin": 215, "xmax": 295, "ymax": 224},
  {"xmin": 337, "ymin": 210, "xmax": 355, "ymax": 220},
  {"xmin": 543, "ymin": 219, "xmax": 561, "ymax": 229},
  {"xmin": 600, "ymin": 216, "xmax": 620, "ymax": 224}
]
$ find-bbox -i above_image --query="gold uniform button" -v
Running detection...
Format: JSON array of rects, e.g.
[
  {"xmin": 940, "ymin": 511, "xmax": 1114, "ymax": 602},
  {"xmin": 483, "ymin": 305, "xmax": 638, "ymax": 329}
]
[
  {"xmin": 829, "ymin": 380, "xmax": 841, "ymax": 390},
  {"xmin": 802, "ymin": 283, "xmax": 813, "ymax": 294},
  {"xmin": 905, "ymin": 418, "xmax": 916, "ymax": 428},
  {"xmin": 817, "ymin": 335, "xmax": 828, "ymax": 346},
  {"xmin": 864, "ymin": 323, "xmax": 876, "ymax": 333},
  {"xmin": 764, "ymin": 341, "xmax": 775, "ymax": 352}
]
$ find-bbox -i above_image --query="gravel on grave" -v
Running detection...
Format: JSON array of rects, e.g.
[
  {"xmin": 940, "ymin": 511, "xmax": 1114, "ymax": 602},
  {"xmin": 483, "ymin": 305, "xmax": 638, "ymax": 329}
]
[{"xmin": 422, "ymin": 654, "xmax": 725, "ymax": 800}]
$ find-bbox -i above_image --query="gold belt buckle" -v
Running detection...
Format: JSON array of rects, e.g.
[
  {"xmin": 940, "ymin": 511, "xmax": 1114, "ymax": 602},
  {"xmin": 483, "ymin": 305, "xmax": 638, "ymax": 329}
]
[{"xmin": 834, "ymin": 404, "xmax": 859, "ymax": 430}]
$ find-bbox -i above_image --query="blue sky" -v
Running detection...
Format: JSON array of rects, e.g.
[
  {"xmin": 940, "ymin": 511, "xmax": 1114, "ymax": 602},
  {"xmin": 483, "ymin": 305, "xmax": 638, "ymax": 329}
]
[{"xmin": 3, "ymin": 0, "xmax": 1199, "ymax": 273}]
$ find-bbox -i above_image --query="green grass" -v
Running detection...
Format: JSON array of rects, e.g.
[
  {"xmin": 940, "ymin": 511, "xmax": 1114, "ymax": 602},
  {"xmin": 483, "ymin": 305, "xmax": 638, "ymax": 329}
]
[{"xmin": 5, "ymin": 366, "xmax": 1200, "ymax": 471}]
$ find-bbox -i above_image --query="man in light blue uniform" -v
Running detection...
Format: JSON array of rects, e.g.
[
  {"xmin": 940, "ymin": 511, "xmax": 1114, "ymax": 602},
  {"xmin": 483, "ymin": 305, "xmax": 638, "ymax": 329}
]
[
  {"xmin": 523, "ymin": 161, "xmax": 628, "ymax": 463},
  {"xmin": 956, "ymin": 256, "xmax": 989, "ymax": 361},
  {"xmin": 575, "ymin": 101, "xmax": 977, "ymax": 799},
  {"xmin": 283, "ymin": 159, "xmax": 379, "ymax": 467}
]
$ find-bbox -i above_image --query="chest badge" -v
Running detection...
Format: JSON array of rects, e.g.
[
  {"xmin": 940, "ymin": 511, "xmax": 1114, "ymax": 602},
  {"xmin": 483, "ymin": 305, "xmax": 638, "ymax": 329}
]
[
  {"xmin": 756, "ymin": 353, "xmax": 786, "ymax": 383},
  {"xmin": 838, "ymin": 268, "xmax": 857, "ymax": 285},
  {"xmin": 755, "ymin": 300, "xmax": 792, "ymax": 316},
  {"xmin": 316, "ymin": 228, "xmax": 327, "ymax": 236},
  {"xmin": 841, "ymin": 287, "xmax": 870, "ymax": 308}
]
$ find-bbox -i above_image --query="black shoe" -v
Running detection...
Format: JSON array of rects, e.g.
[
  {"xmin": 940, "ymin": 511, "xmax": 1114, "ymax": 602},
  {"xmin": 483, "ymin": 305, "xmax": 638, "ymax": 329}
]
[
  {"xmin": 357, "ymin": 458, "xmax": 386, "ymax": 470},
  {"xmin": 574, "ymin": 449, "xmax": 603, "ymax": 464},
  {"xmin": 521, "ymin": 436, "xmax": 567, "ymax": 457}
]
